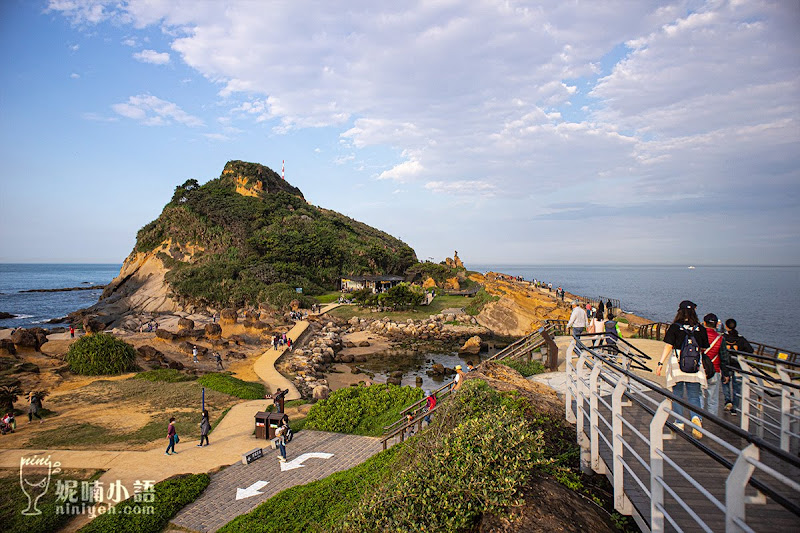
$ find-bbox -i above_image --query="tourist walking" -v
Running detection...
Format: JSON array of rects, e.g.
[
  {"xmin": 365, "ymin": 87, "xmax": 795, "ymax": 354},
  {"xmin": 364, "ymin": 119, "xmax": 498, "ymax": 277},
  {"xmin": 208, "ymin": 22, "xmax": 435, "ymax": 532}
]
[
  {"xmin": 721, "ymin": 318, "xmax": 752, "ymax": 415},
  {"xmin": 165, "ymin": 417, "xmax": 178, "ymax": 455},
  {"xmin": 269, "ymin": 388, "xmax": 288, "ymax": 413},
  {"xmin": 27, "ymin": 392, "xmax": 43, "ymax": 423},
  {"xmin": 596, "ymin": 300, "xmax": 605, "ymax": 322},
  {"xmin": 69, "ymin": 325, "xmax": 75, "ymax": 338},
  {"xmin": 214, "ymin": 351, "xmax": 224, "ymax": 370},
  {"xmin": 276, "ymin": 419, "xmax": 289, "ymax": 462},
  {"xmin": 567, "ymin": 300, "xmax": 588, "ymax": 337},
  {"xmin": 655, "ymin": 301, "xmax": 709, "ymax": 438},
  {"xmin": 702, "ymin": 313, "xmax": 724, "ymax": 416},
  {"xmin": 604, "ymin": 312, "xmax": 621, "ymax": 353},
  {"xmin": 197, "ymin": 410, "xmax": 210, "ymax": 447},
  {"xmin": 423, "ymin": 390, "xmax": 437, "ymax": 425},
  {"xmin": 192, "ymin": 346, "xmax": 199, "ymax": 363}
]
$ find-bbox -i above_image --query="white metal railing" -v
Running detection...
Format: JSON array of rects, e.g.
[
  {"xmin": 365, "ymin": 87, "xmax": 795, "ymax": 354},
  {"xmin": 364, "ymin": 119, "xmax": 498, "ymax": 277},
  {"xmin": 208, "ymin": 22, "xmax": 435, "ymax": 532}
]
[
  {"xmin": 734, "ymin": 352, "xmax": 800, "ymax": 452},
  {"xmin": 565, "ymin": 337, "xmax": 800, "ymax": 533}
]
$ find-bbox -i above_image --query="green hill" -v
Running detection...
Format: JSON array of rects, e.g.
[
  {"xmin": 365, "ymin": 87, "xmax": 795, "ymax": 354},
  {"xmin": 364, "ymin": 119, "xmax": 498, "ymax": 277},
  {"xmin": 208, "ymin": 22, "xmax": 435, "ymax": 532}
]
[{"xmin": 133, "ymin": 160, "xmax": 417, "ymax": 308}]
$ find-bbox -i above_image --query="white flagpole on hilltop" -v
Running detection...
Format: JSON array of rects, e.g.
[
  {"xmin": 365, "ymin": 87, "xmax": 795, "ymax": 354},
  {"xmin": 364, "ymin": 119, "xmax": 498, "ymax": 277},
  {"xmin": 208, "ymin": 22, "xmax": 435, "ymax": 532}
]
[{"xmin": 282, "ymin": 160, "xmax": 285, "ymax": 180}]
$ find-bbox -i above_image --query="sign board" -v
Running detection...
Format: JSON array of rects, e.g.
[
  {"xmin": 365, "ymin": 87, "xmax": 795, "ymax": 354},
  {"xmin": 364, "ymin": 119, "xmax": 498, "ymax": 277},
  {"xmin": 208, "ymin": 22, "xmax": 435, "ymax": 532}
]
[
  {"xmin": 242, "ymin": 447, "xmax": 264, "ymax": 465},
  {"xmin": 295, "ymin": 287, "xmax": 303, "ymax": 293}
]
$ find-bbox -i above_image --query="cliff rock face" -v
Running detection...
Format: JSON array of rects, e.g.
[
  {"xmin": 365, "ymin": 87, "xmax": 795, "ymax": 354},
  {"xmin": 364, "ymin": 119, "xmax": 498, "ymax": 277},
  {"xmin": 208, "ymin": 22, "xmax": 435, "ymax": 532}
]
[{"xmin": 472, "ymin": 273, "xmax": 569, "ymax": 337}]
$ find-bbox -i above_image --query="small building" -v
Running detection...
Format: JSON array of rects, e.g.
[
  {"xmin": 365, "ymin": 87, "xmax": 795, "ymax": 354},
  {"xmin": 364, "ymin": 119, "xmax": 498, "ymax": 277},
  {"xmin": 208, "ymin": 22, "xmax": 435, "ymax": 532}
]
[{"xmin": 341, "ymin": 275, "xmax": 405, "ymax": 292}]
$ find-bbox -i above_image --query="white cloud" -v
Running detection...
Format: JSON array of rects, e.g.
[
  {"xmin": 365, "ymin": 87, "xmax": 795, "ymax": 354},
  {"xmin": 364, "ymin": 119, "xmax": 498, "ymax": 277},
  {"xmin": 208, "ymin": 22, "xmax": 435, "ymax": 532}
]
[
  {"xmin": 49, "ymin": 0, "xmax": 800, "ymax": 263},
  {"xmin": 69, "ymin": 43, "xmax": 80, "ymax": 51},
  {"xmin": 122, "ymin": 37, "xmax": 138, "ymax": 47},
  {"xmin": 70, "ymin": 73, "xmax": 80, "ymax": 79},
  {"xmin": 333, "ymin": 154, "xmax": 355, "ymax": 165},
  {"xmin": 111, "ymin": 94, "xmax": 204, "ymax": 127},
  {"xmin": 133, "ymin": 49, "xmax": 170, "ymax": 65},
  {"xmin": 203, "ymin": 133, "xmax": 229, "ymax": 141}
]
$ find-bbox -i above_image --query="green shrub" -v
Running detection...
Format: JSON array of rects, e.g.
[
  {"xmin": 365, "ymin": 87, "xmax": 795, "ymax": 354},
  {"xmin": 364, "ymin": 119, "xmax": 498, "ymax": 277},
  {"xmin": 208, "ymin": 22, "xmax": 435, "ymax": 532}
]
[
  {"xmin": 465, "ymin": 287, "xmax": 499, "ymax": 315},
  {"xmin": 65, "ymin": 333, "xmax": 138, "ymax": 375},
  {"xmin": 304, "ymin": 384, "xmax": 423, "ymax": 436},
  {"xmin": 342, "ymin": 379, "xmax": 546, "ymax": 531},
  {"xmin": 79, "ymin": 473, "xmax": 210, "ymax": 533},
  {"xmin": 500, "ymin": 358, "xmax": 546, "ymax": 377},
  {"xmin": 220, "ymin": 447, "xmax": 402, "ymax": 533},
  {"xmin": 197, "ymin": 373, "xmax": 266, "ymax": 399},
  {"xmin": 133, "ymin": 369, "xmax": 196, "ymax": 383}
]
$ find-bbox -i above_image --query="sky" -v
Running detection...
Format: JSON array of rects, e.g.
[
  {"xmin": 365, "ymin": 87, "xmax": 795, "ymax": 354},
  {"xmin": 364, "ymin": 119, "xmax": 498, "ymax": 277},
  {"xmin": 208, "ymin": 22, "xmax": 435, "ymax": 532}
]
[{"xmin": 0, "ymin": 0, "xmax": 798, "ymax": 266}]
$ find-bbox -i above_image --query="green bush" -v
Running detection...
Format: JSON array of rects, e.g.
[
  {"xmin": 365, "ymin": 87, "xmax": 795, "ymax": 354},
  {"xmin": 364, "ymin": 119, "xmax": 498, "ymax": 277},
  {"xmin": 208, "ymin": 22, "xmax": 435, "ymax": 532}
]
[
  {"xmin": 133, "ymin": 369, "xmax": 196, "ymax": 383},
  {"xmin": 65, "ymin": 333, "xmax": 138, "ymax": 375},
  {"xmin": 220, "ymin": 447, "xmax": 402, "ymax": 533},
  {"xmin": 79, "ymin": 473, "xmax": 210, "ymax": 533},
  {"xmin": 342, "ymin": 380, "xmax": 546, "ymax": 531},
  {"xmin": 197, "ymin": 373, "xmax": 266, "ymax": 399},
  {"xmin": 465, "ymin": 287, "xmax": 499, "ymax": 316},
  {"xmin": 500, "ymin": 358, "xmax": 546, "ymax": 377},
  {"xmin": 304, "ymin": 384, "xmax": 423, "ymax": 436}
]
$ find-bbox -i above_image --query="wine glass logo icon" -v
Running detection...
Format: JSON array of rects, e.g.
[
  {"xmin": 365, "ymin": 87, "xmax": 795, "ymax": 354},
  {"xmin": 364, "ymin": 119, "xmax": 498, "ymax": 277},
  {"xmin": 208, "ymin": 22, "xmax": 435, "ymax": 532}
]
[{"xmin": 19, "ymin": 455, "xmax": 60, "ymax": 516}]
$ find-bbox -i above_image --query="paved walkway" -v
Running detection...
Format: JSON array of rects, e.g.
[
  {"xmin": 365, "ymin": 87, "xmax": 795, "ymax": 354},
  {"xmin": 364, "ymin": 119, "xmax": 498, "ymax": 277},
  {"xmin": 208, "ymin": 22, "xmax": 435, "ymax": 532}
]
[
  {"xmin": 252, "ymin": 321, "xmax": 308, "ymax": 401},
  {"xmin": 172, "ymin": 430, "xmax": 379, "ymax": 532}
]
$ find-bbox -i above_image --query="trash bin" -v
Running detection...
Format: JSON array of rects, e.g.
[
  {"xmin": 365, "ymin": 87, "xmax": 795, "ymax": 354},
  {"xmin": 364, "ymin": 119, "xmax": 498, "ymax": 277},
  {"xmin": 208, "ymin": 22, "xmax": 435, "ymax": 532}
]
[
  {"xmin": 267, "ymin": 412, "xmax": 289, "ymax": 439},
  {"xmin": 254, "ymin": 411, "xmax": 270, "ymax": 440}
]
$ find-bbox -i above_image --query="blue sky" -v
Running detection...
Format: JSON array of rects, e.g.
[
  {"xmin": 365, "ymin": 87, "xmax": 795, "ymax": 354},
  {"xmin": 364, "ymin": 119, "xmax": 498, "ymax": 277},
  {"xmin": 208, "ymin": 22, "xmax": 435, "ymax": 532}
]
[{"xmin": 1, "ymin": 0, "xmax": 798, "ymax": 266}]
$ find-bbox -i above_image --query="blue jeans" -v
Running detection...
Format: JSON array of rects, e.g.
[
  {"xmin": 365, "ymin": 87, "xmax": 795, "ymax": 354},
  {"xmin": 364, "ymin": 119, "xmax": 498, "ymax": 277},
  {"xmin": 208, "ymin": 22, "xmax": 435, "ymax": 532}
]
[
  {"xmin": 672, "ymin": 381, "xmax": 702, "ymax": 422},
  {"xmin": 572, "ymin": 327, "xmax": 585, "ymax": 337},
  {"xmin": 723, "ymin": 375, "xmax": 742, "ymax": 410},
  {"xmin": 703, "ymin": 374, "xmax": 721, "ymax": 417},
  {"xmin": 166, "ymin": 435, "xmax": 176, "ymax": 454},
  {"xmin": 278, "ymin": 441, "xmax": 286, "ymax": 459}
]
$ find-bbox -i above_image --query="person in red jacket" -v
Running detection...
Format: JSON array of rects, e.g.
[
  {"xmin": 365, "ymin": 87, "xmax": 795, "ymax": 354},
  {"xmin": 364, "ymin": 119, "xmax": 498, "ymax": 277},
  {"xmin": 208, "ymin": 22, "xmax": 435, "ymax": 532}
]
[
  {"xmin": 423, "ymin": 390, "xmax": 437, "ymax": 425},
  {"xmin": 702, "ymin": 314, "xmax": 724, "ymax": 416}
]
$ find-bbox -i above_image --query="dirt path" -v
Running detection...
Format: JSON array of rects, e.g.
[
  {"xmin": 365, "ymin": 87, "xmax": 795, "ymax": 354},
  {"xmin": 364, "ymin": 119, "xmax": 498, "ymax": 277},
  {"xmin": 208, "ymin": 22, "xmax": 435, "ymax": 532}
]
[{"xmin": 251, "ymin": 320, "xmax": 307, "ymax": 401}]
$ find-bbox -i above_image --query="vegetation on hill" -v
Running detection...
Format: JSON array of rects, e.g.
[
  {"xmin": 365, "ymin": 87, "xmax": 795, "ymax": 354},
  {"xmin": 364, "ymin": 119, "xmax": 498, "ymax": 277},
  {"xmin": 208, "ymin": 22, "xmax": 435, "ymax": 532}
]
[
  {"xmin": 350, "ymin": 282, "xmax": 425, "ymax": 309},
  {"xmin": 131, "ymin": 160, "xmax": 417, "ymax": 308},
  {"xmin": 304, "ymin": 384, "xmax": 424, "ymax": 436},
  {"xmin": 65, "ymin": 333, "xmax": 138, "ymax": 375}
]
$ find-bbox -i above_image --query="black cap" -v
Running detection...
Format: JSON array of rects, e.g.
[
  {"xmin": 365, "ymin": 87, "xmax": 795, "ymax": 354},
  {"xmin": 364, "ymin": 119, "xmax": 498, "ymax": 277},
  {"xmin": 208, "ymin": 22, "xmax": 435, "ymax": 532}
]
[
  {"xmin": 679, "ymin": 300, "xmax": 697, "ymax": 310},
  {"xmin": 704, "ymin": 313, "xmax": 718, "ymax": 325}
]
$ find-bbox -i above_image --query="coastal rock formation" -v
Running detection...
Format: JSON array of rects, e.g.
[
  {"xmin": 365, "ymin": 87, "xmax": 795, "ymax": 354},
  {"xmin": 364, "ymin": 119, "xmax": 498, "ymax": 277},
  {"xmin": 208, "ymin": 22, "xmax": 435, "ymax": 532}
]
[
  {"xmin": 83, "ymin": 317, "xmax": 106, "ymax": 334},
  {"xmin": 178, "ymin": 317, "xmax": 195, "ymax": 330},
  {"xmin": 220, "ymin": 309, "xmax": 238, "ymax": 325},
  {"xmin": 204, "ymin": 323, "xmax": 222, "ymax": 338},
  {"xmin": 0, "ymin": 338, "xmax": 16, "ymax": 355},
  {"xmin": 459, "ymin": 335, "xmax": 482, "ymax": 355},
  {"xmin": 11, "ymin": 328, "xmax": 48, "ymax": 351},
  {"xmin": 472, "ymin": 272, "xmax": 570, "ymax": 337},
  {"xmin": 0, "ymin": 312, "xmax": 17, "ymax": 319}
]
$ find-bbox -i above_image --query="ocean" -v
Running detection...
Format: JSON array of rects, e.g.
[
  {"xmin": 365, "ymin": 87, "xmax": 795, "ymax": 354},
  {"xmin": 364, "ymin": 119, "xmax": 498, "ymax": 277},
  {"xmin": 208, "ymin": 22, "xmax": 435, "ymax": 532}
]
[
  {"xmin": 0, "ymin": 264, "xmax": 121, "ymax": 330},
  {"xmin": 2, "ymin": 263, "xmax": 798, "ymax": 351},
  {"xmin": 472, "ymin": 264, "xmax": 800, "ymax": 352}
]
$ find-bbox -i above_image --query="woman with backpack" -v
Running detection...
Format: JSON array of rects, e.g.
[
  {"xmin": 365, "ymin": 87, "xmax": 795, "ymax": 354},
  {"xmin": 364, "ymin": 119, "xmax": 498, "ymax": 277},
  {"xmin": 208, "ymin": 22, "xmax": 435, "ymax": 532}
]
[{"xmin": 655, "ymin": 300, "xmax": 709, "ymax": 438}]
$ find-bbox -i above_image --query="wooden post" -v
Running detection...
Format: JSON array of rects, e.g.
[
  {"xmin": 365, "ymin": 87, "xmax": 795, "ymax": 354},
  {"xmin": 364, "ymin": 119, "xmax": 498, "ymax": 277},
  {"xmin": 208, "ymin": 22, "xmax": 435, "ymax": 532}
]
[{"xmin": 542, "ymin": 328, "xmax": 559, "ymax": 371}]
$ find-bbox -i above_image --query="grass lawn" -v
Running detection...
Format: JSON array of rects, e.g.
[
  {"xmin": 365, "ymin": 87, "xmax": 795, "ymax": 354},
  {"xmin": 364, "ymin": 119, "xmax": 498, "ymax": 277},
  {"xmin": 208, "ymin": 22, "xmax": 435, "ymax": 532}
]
[
  {"xmin": 0, "ymin": 468, "xmax": 103, "ymax": 533},
  {"xmin": 327, "ymin": 294, "xmax": 470, "ymax": 321},
  {"xmin": 313, "ymin": 291, "xmax": 342, "ymax": 304}
]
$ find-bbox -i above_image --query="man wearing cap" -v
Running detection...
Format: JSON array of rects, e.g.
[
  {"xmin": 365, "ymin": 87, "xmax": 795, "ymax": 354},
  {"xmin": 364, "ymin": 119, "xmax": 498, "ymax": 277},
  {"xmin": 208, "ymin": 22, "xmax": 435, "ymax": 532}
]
[
  {"xmin": 566, "ymin": 300, "xmax": 588, "ymax": 337},
  {"xmin": 702, "ymin": 313, "xmax": 725, "ymax": 416}
]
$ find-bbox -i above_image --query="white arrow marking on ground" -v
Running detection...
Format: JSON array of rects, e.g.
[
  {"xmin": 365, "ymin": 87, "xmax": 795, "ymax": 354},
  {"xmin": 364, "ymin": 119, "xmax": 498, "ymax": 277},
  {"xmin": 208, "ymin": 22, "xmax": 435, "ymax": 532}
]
[
  {"xmin": 280, "ymin": 452, "xmax": 334, "ymax": 472},
  {"xmin": 235, "ymin": 480, "xmax": 269, "ymax": 500}
]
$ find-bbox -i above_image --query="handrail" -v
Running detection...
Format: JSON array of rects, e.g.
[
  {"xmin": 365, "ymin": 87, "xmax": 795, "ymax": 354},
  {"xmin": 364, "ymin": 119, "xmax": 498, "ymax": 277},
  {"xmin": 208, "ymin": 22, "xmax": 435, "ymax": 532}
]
[
  {"xmin": 383, "ymin": 380, "xmax": 454, "ymax": 433},
  {"xmin": 380, "ymin": 403, "xmax": 441, "ymax": 450},
  {"xmin": 565, "ymin": 336, "xmax": 800, "ymax": 531}
]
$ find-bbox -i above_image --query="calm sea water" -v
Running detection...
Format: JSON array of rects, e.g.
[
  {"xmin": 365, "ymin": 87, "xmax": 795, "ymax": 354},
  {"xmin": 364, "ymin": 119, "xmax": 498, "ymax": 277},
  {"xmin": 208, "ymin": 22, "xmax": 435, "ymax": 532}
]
[
  {"xmin": 472, "ymin": 265, "xmax": 800, "ymax": 352},
  {"xmin": 0, "ymin": 264, "xmax": 121, "ymax": 329},
  {"xmin": 2, "ymin": 264, "xmax": 798, "ymax": 351}
]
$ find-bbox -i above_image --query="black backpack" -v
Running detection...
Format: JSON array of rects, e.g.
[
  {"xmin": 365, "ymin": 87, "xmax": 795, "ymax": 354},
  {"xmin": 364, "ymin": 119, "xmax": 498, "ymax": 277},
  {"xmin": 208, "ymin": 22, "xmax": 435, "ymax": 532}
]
[{"xmin": 677, "ymin": 325, "xmax": 702, "ymax": 373}]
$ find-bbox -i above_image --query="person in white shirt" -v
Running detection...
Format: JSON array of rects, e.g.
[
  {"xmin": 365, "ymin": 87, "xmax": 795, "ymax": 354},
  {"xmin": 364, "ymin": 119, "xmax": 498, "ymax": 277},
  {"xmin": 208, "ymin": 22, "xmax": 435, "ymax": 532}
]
[{"xmin": 566, "ymin": 300, "xmax": 588, "ymax": 337}]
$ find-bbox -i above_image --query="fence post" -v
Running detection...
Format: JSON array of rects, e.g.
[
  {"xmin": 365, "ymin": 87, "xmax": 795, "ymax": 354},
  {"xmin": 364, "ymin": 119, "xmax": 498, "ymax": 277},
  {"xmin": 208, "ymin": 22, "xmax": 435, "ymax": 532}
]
[
  {"xmin": 776, "ymin": 366, "xmax": 794, "ymax": 451},
  {"xmin": 589, "ymin": 363, "xmax": 606, "ymax": 474},
  {"xmin": 565, "ymin": 340, "xmax": 577, "ymax": 424},
  {"xmin": 650, "ymin": 398, "xmax": 671, "ymax": 533},
  {"xmin": 575, "ymin": 351, "xmax": 592, "ymax": 474},
  {"xmin": 612, "ymin": 375, "xmax": 633, "ymax": 514},
  {"xmin": 542, "ymin": 328, "xmax": 559, "ymax": 371},
  {"xmin": 726, "ymin": 443, "xmax": 760, "ymax": 531},
  {"xmin": 740, "ymin": 363, "xmax": 752, "ymax": 433}
]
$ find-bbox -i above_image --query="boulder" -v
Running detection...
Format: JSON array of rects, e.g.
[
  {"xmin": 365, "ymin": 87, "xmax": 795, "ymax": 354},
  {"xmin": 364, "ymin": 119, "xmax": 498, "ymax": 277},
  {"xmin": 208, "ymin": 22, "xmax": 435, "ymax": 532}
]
[
  {"xmin": 10, "ymin": 329, "xmax": 42, "ymax": 351},
  {"xmin": 220, "ymin": 308, "xmax": 238, "ymax": 325},
  {"xmin": 290, "ymin": 299, "xmax": 301, "ymax": 310},
  {"xmin": 168, "ymin": 360, "xmax": 185, "ymax": 370},
  {"xmin": 386, "ymin": 377, "xmax": 402, "ymax": 386},
  {"xmin": 0, "ymin": 338, "xmax": 17, "ymax": 355},
  {"xmin": 422, "ymin": 277, "xmax": 437, "ymax": 289},
  {"xmin": 227, "ymin": 351, "xmax": 247, "ymax": 359},
  {"xmin": 431, "ymin": 363, "xmax": 445, "ymax": 375},
  {"xmin": 0, "ymin": 312, "xmax": 17, "ymax": 319},
  {"xmin": 354, "ymin": 354, "xmax": 367, "ymax": 363},
  {"xmin": 358, "ymin": 340, "xmax": 371, "ymax": 347},
  {"xmin": 459, "ymin": 335, "xmax": 482, "ymax": 355},
  {"xmin": 445, "ymin": 277, "xmax": 460, "ymax": 290},
  {"xmin": 390, "ymin": 371, "xmax": 403, "ymax": 379},
  {"xmin": 204, "ymin": 323, "xmax": 222, "ymax": 338},
  {"xmin": 83, "ymin": 317, "xmax": 106, "ymax": 334},
  {"xmin": 155, "ymin": 328, "xmax": 175, "ymax": 341},
  {"xmin": 312, "ymin": 385, "xmax": 331, "ymax": 400},
  {"xmin": 340, "ymin": 354, "xmax": 354, "ymax": 363},
  {"xmin": 178, "ymin": 317, "xmax": 195, "ymax": 330},
  {"xmin": 137, "ymin": 345, "xmax": 164, "ymax": 361}
]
